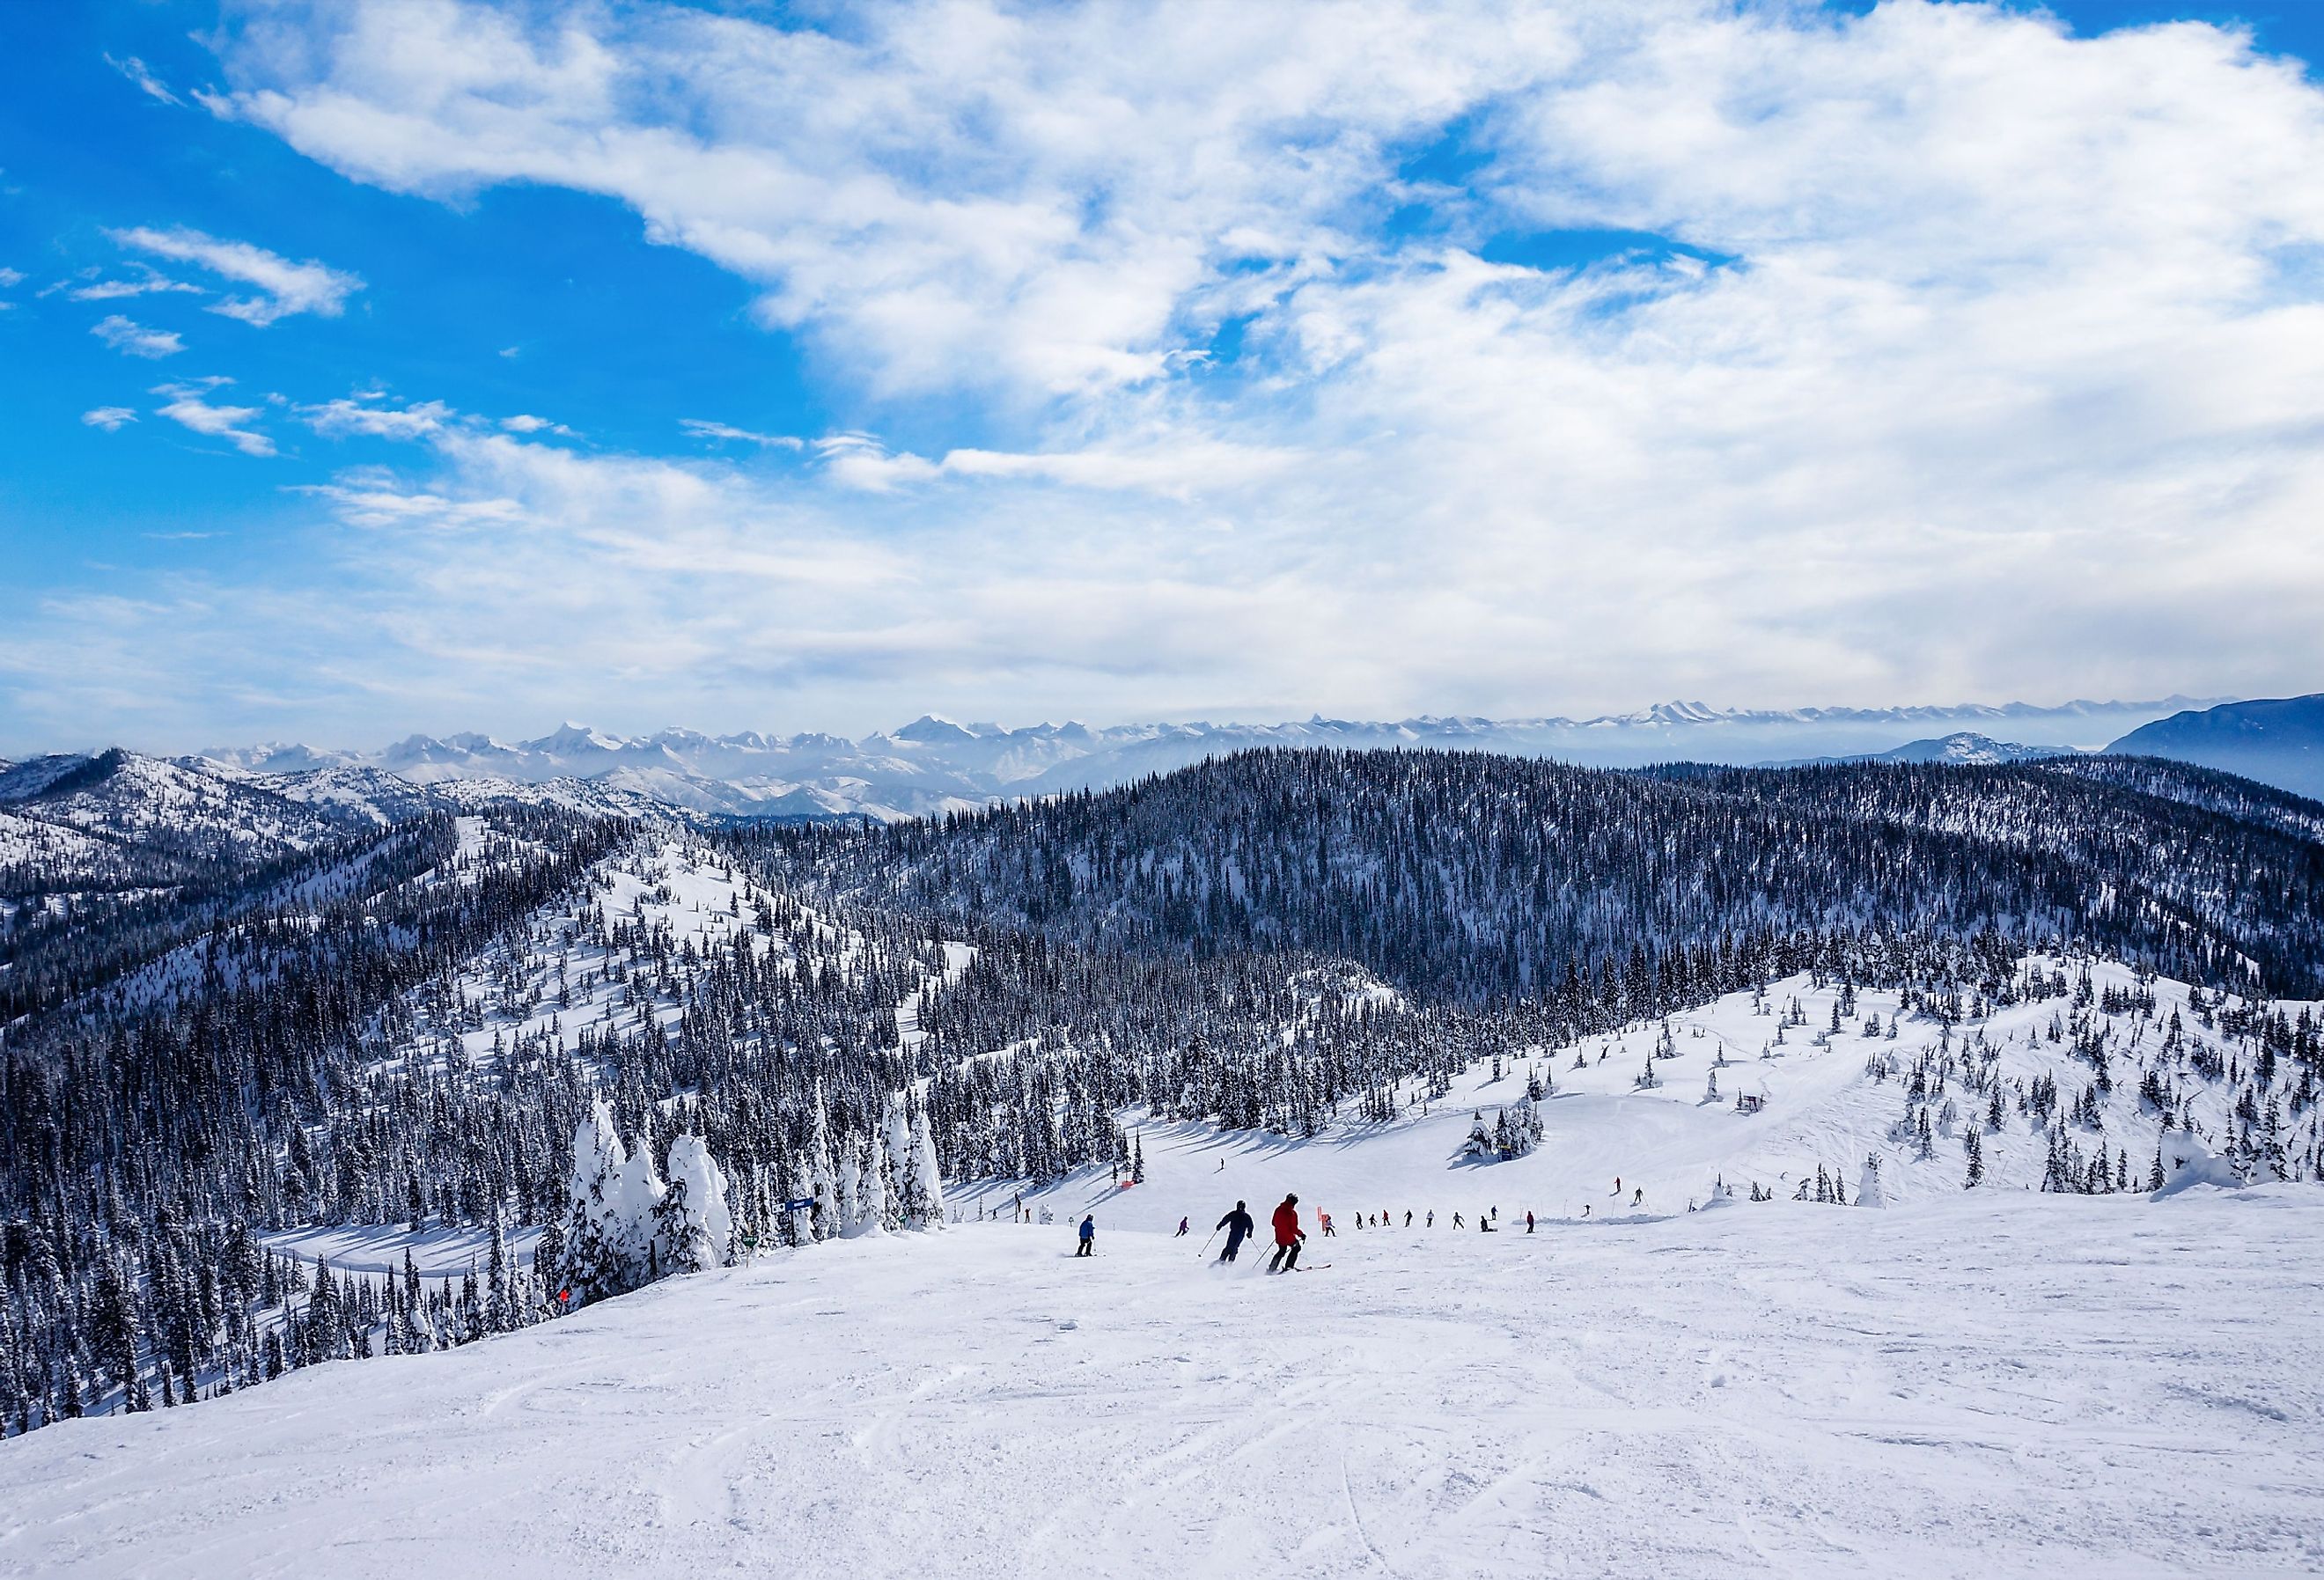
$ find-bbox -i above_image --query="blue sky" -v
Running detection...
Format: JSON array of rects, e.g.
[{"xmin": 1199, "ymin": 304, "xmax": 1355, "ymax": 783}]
[{"xmin": 4, "ymin": 1, "xmax": 2322, "ymax": 754}]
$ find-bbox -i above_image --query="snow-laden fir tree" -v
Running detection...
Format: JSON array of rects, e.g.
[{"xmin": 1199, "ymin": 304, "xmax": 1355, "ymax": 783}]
[
  {"xmin": 909, "ymin": 1099, "xmax": 945, "ymax": 1228},
  {"xmin": 560, "ymin": 1100, "xmax": 631, "ymax": 1302},
  {"xmin": 658, "ymin": 1134, "xmax": 735, "ymax": 1273},
  {"xmin": 858, "ymin": 1128, "xmax": 891, "ymax": 1235},
  {"xmin": 881, "ymin": 1092, "xmax": 916, "ymax": 1227},
  {"xmin": 835, "ymin": 1141, "xmax": 862, "ymax": 1238},
  {"xmin": 805, "ymin": 1091, "xmax": 839, "ymax": 1243}
]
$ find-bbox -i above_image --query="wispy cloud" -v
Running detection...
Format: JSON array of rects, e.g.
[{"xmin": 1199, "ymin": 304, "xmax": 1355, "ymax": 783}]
[
  {"xmin": 300, "ymin": 396, "xmax": 453, "ymax": 440},
  {"xmin": 153, "ymin": 381, "xmax": 276, "ymax": 456},
  {"xmin": 680, "ymin": 418, "xmax": 802, "ymax": 448},
  {"xmin": 80, "ymin": 407, "xmax": 138, "ymax": 431},
  {"xmin": 91, "ymin": 314, "xmax": 185, "ymax": 358},
  {"xmin": 69, "ymin": 262, "xmax": 204, "ymax": 302},
  {"xmin": 106, "ymin": 54, "xmax": 182, "ymax": 107},
  {"xmin": 110, "ymin": 225, "xmax": 361, "ymax": 326}
]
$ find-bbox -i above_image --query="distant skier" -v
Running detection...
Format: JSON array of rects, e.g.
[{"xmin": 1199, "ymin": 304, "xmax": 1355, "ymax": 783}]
[
  {"xmin": 1216, "ymin": 1200, "xmax": 1255, "ymax": 1263},
  {"xmin": 1268, "ymin": 1194, "xmax": 1306, "ymax": 1273},
  {"xmin": 1526, "ymin": 1211, "xmax": 1535, "ymax": 1234},
  {"xmin": 1452, "ymin": 1212, "xmax": 1464, "ymax": 1229},
  {"xmin": 1631, "ymin": 1187, "xmax": 1644, "ymax": 1207},
  {"xmin": 1175, "ymin": 1216, "xmax": 1189, "ymax": 1238},
  {"xmin": 1320, "ymin": 1212, "xmax": 1336, "ymax": 1238},
  {"xmin": 1612, "ymin": 1176, "xmax": 1622, "ymax": 1196},
  {"xmin": 1480, "ymin": 1215, "xmax": 1494, "ymax": 1232},
  {"xmin": 1425, "ymin": 1210, "xmax": 1434, "ymax": 1229},
  {"xmin": 1076, "ymin": 1215, "xmax": 1095, "ymax": 1257},
  {"xmin": 1404, "ymin": 1210, "xmax": 1413, "ymax": 1228}
]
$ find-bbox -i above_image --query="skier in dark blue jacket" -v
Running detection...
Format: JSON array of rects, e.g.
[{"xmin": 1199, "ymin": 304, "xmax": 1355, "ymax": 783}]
[
  {"xmin": 1216, "ymin": 1201, "xmax": 1254, "ymax": 1263},
  {"xmin": 1076, "ymin": 1215, "xmax": 1095, "ymax": 1256}
]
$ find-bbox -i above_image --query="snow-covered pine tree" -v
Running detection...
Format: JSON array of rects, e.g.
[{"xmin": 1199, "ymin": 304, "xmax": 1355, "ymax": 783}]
[
  {"xmin": 558, "ymin": 1100, "xmax": 629, "ymax": 1303},
  {"xmin": 880, "ymin": 1092, "xmax": 915, "ymax": 1229},
  {"xmin": 910, "ymin": 1101, "xmax": 945, "ymax": 1229},
  {"xmin": 805, "ymin": 1092, "xmax": 839, "ymax": 1243},
  {"xmin": 485, "ymin": 1213, "xmax": 513, "ymax": 1334},
  {"xmin": 658, "ymin": 1134, "xmax": 735, "ymax": 1272},
  {"xmin": 860, "ymin": 1129, "xmax": 891, "ymax": 1234},
  {"xmin": 836, "ymin": 1141, "xmax": 862, "ymax": 1238}
]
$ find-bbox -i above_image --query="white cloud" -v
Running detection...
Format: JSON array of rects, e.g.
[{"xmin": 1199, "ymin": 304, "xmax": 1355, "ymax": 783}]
[
  {"xmin": 501, "ymin": 413, "xmax": 575, "ymax": 436},
  {"xmin": 680, "ymin": 418, "xmax": 801, "ymax": 448},
  {"xmin": 0, "ymin": 267, "xmax": 24, "ymax": 289},
  {"xmin": 301, "ymin": 396, "xmax": 454, "ymax": 439},
  {"xmin": 153, "ymin": 382, "xmax": 276, "ymax": 456},
  {"xmin": 107, "ymin": 54, "xmax": 183, "ymax": 107},
  {"xmin": 81, "ymin": 408, "xmax": 138, "ymax": 431},
  {"xmin": 91, "ymin": 314, "xmax": 185, "ymax": 358},
  {"xmin": 110, "ymin": 225, "xmax": 362, "ymax": 326},
  {"xmin": 19, "ymin": 0, "xmax": 2321, "ymax": 737},
  {"xmin": 70, "ymin": 262, "xmax": 204, "ymax": 302}
]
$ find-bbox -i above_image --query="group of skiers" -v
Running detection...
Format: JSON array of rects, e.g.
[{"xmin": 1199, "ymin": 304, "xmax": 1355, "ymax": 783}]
[{"xmin": 1070, "ymin": 1181, "xmax": 1650, "ymax": 1260}]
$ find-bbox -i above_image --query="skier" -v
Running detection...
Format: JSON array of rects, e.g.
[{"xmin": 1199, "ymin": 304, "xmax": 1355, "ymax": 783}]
[
  {"xmin": 1631, "ymin": 1187, "xmax": 1644, "ymax": 1207},
  {"xmin": 1425, "ymin": 1210, "xmax": 1434, "ymax": 1229},
  {"xmin": 1404, "ymin": 1210, "xmax": 1412, "ymax": 1228},
  {"xmin": 1076, "ymin": 1215, "xmax": 1095, "ymax": 1257},
  {"xmin": 1452, "ymin": 1212, "xmax": 1464, "ymax": 1229},
  {"xmin": 1320, "ymin": 1211, "xmax": 1336, "ymax": 1238},
  {"xmin": 1216, "ymin": 1200, "xmax": 1255, "ymax": 1263},
  {"xmin": 1526, "ymin": 1211, "xmax": 1535, "ymax": 1234},
  {"xmin": 1612, "ymin": 1176, "xmax": 1622, "ymax": 1196},
  {"xmin": 1480, "ymin": 1215, "xmax": 1495, "ymax": 1232},
  {"xmin": 1268, "ymin": 1194, "xmax": 1306, "ymax": 1273},
  {"xmin": 1175, "ymin": 1216, "xmax": 1189, "ymax": 1238}
]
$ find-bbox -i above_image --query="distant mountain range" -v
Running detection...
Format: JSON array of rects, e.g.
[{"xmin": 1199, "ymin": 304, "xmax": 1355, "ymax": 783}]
[
  {"xmin": 188, "ymin": 697, "xmax": 2216, "ymax": 822},
  {"xmin": 2107, "ymin": 694, "xmax": 2324, "ymax": 800},
  {"xmin": 11, "ymin": 694, "xmax": 2316, "ymax": 893}
]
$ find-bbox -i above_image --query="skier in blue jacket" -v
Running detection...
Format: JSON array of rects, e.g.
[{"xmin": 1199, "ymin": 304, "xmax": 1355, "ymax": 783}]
[{"xmin": 1076, "ymin": 1214, "xmax": 1095, "ymax": 1256}]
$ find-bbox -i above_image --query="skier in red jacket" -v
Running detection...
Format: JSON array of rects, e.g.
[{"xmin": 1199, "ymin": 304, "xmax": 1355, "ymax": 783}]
[{"xmin": 1268, "ymin": 1194, "xmax": 1306, "ymax": 1273}]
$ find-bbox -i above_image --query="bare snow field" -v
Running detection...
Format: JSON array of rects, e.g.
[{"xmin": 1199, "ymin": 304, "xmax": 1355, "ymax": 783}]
[{"xmin": 6, "ymin": 1185, "xmax": 2320, "ymax": 1579}]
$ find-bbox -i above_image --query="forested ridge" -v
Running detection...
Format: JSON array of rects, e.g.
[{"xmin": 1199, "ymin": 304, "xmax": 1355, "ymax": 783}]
[{"xmin": 793, "ymin": 748, "xmax": 2324, "ymax": 1001}]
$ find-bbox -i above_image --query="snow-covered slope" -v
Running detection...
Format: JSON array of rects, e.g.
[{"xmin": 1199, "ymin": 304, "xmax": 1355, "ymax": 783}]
[
  {"xmin": 1762, "ymin": 730, "xmax": 2074, "ymax": 768},
  {"xmin": 6, "ymin": 1189, "xmax": 2318, "ymax": 1578},
  {"xmin": 959, "ymin": 959, "xmax": 2313, "ymax": 1230},
  {"xmin": 364, "ymin": 833, "xmax": 925, "ymax": 1077}
]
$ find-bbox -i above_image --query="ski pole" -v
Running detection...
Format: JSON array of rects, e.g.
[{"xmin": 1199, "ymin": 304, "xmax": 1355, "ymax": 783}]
[{"xmin": 1197, "ymin": 1227, "xmax": 1219, "ymax": 1259}]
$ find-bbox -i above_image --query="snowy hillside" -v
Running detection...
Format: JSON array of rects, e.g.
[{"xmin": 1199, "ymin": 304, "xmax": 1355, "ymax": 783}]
[
  {"xmin": 7, "ymin": 1188, "xmax": 2320, "ymax": 1578},
  {"xmin": 1762, "ymin": 730, "xmax": 2074, "ymax": 768},
  {"xmin": 5, "ymin": 738, "xmax": 2322, "ymax": 1577},
  {"xmin": 364, "ymin": 832, "xmax": 945, "ymax": 1083}
]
